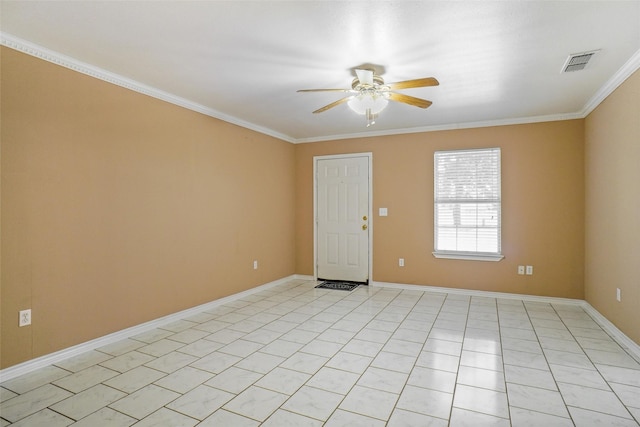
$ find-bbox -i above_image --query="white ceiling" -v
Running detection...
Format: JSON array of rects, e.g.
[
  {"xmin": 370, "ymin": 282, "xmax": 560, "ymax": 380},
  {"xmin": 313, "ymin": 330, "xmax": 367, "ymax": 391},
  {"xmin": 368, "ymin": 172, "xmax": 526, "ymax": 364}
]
[{"xmin": 2, "ymin": 1, "xmax": 639, "ymax": 143}]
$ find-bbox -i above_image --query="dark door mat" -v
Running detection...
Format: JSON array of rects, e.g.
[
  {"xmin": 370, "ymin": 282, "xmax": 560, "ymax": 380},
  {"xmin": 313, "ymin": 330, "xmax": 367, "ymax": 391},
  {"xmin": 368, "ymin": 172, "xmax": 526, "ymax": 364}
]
[{"xmin": 315, "ymin": 281, "xmax": 360, "ymax": 291}]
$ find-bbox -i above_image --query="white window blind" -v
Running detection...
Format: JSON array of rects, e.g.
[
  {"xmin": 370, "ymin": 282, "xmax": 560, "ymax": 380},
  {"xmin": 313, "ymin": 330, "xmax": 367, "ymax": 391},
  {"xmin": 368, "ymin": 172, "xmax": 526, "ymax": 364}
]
[{"xmin": 434, "ymin": 148, "xmax": 502, "ymax": 260}]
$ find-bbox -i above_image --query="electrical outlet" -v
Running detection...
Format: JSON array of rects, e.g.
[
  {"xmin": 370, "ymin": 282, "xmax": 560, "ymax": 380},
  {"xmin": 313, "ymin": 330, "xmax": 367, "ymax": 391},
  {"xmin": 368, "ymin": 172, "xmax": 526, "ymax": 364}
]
[
  {"xmin": 518, "ymin": 266, "xmax": 525, "ymax": 275},
  {"xmin": 616, "ymin": 288, "xmax": 621, "ymax": 302},
  {"xmin": 19, "ymin": 309, "xmax": 31, "ymax": 327},
  {"xmin": 399, "ymin": 258, "xmax": 404, "ymax": 267},
  {"xmin": 253, "ymin": 260, "xmax": 258, "ymax": 270},
  {"xmin": 526, "ymin": 265, "xmax": 533, "ymax": 275}
]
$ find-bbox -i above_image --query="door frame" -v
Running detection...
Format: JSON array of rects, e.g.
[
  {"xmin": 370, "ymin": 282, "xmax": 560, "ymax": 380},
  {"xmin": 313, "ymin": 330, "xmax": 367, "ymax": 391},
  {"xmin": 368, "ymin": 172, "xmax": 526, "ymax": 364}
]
[{"xmin": 313, "ymin": 152, "xmax": 373, "ymax": 283}]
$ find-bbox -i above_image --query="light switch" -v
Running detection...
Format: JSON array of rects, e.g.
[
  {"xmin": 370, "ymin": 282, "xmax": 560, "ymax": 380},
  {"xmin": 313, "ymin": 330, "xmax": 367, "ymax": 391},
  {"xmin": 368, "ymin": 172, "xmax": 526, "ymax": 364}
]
[{"xmin": 379, "ymin": 208, "xmax": 388, "ymax": 216}]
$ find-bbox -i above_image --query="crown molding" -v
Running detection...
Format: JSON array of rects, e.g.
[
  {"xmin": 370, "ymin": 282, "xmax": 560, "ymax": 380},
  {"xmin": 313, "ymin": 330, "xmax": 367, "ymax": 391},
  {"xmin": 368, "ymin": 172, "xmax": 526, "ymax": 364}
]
[
  {"xmin": 0, "ymin": 32, "xmax": 296, "ymax": 144},
  {"xmin": 580, "ymin": 48, "xmax": 640, "ymax": 117},
  {"xmin": 3, "ymin": 32, "xmax": 638, "ymax": 145},
  {"xmin": 294, "ymin": 112, "xmax": 584, "ymax": 144}
]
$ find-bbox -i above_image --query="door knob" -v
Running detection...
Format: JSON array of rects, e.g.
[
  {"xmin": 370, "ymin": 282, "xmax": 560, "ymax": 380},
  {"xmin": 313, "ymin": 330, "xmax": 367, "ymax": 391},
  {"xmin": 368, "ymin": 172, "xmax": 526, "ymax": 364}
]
[
  {"xmin": 362, "ymin": 215, "xmax": 368, "ymax": 221},
  {"xmin": 362, "ymin": 224, "xmax": 368, "ymax": 230}
]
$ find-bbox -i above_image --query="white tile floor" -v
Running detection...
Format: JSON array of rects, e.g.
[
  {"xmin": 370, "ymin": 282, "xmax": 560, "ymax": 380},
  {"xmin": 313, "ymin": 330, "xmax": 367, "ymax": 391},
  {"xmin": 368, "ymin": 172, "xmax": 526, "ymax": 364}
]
[{"xmin": 1, "ymin": 279, "xmax": 639, "ymax": 426}]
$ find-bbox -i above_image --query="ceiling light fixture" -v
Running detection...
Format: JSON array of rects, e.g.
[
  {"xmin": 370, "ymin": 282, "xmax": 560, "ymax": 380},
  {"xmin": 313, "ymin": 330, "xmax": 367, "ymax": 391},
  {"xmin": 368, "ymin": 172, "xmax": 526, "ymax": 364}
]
[{"xmin": 347, "ymin": 90, "xmax": 389, "ymax": 127}]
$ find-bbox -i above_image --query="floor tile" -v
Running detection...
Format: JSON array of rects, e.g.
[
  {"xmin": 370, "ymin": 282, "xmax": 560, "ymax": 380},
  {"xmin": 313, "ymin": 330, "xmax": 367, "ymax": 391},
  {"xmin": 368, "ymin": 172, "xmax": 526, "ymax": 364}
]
[
  {"xmin": 503, "ymin": 348, "xmax": 549, "ymax": 370},
  {"xmin": 103, "ymin": 366, "xmax": 166, "ymax": 393},
  {"xmin": 557, "ymin": 381, "xmax": 633, "ymax": 419},
  {"xmin": 509, "ymin": 407, "xmax": 575, "ymax": 427},
  {"xmin": 108, "ymin": 384, "xmax": 180, "ymax": 420},
  {"xmin": 458, "ymin": 365, "xmax": 507, "ymax": 392},
  {"xmin": 204, "ymin": 328, "xmax": 247, "ymax": 344},
  {"xmin": 392, "ymin": 327, "xmax": 430, "ymax": 343},
  {"xmin": 7, "ymin": 408, "xmax": 73, "ymax": 427},
  {"xmin": 339, "ymin": 385, "xmax": 399, "ymax": 420},
  {"xmin": 281, "ymin": 385, "xmax": 343, "ymax": 421},
  {"xmin": 166, "ymin": 384, "xmax": 234, "ymax": 420},
  {"xmin": 371, "ymin": 351, "xmax": 417, "ymax": 373},
  {"xmin": 325, "ymin": 408, "xmax": 386, "ymax": 426},
  {"xmin": 550, "ymin": 363, "xmax": 610, "ymax": 389},
  {"xmin": 341, "ymin": 339, "xmax": 384, "ymax": 358},
  {"xmin": 153, "ymin": 365, "xmax": 214, "ymax": 394},
  {"xmin": 218, "ymin": 339, "xmax": 264, "ymax": 358},
  {"xmin": 408, "ymin": 366, "xmax": 456, "ymax": 393},
  {"xmin": 460, "ymin": 350, "xmax": 503, "ymax": 371},
  {"xmin": 544, "ymin": 349, "xmax": 595, "ymax": 369},
  {"xmin": 609, "ymin": 382, "xmax": 640, "ymax": 410},
  {"xmin": 205, "ymin": 366, "xmax": 262, "ymax": 394},
  {"xmin": 129, "ymin": 407, "xmax": 198, "ymax": 427},
  {"xmin": 261, "ymin": 409, "xmax": 322, "ymax": 426},
  {"xmin": 137, "ymin": 339, "xmax": 184, "ymax": 358},
  {"xmin": 52, "ymin": 365, "xmax": 119, "ymax": 393},
  {"xmin": 235, "ymin": 352, "xmax": 286, "ymax": 374},
  {"xmin": 358, "ymin": 366, "xmax": 408, "ymax": 394},
  {"xmin": 584, "ymin": 348, "xmax": 640, "ymax": 369},
  {"xmin": 241, "ymin": 328, "xmax": 285, "ymax": 345},
  {"xmin": 354, "ymin": 328, "xmax": 393, "ymax": 344},
  {"xmin": 387, "ymin": 408, "xmax": 448, "ymax": 427},
  {"xmin": 0, "ymin": 387, "xmax": 17, "ymax": 403},
  {"xmin": 0, "ymin": 384, "xmax": 72, "ymax": 423},
  {"xmin": 159, "ymin": 319, "xmax": 199, "ymax": 333},
  {"xmin": 189, "ymin": 351, "xmax": 242, "ymax": 374},
  {"xmin": 174, "ymin": 339, "xmax": 223, "ymax": 357},
  {"xmin": 568, "ymin": 406, "xmax": 640, "ymax": 427},
  {"xmin": 255, "ymin": 367, "xmax": 311, "ymax": 395},
  {"xmin": 99, "ymin": 350, "xmax": 156, "ymax": 373},
  {"xmin": 69, "ymin": 407, "xmax": 136, "ymax": 427},
  {"xmin": 416, "ymin": 351, "xmax": 460, "ymax": 372},
  {"xmin": 198, "ymin": 409, "xmax": 260, "ymax": 427},
  {"xmin": 54, "ymin": 351, "xmax": 113, "ymax": 373},
  {"xmin": 223, "ymin": 385, "xmax": 288, "ymax": 422},
  {"xmin": 449, "ymin": 407, "xmax": 510, "ymax": 426},
  {"xmin": 165, "ymin": 328, "xmax": 210, "ymax": 344},
  {"xmin": 300, "ymin": 340, "xmax": 343, "ymax": 358},
  {"xmin": 1, "ymin": 366, "xmax": 71, "ymax": 394},
  {"xmin": 305, "ymin": 366, "xmax": 359, "ymax": 394},
  {"xmin": 259, "ymin": 339, "xmax": 304, "ymax": 357},
  {"xmin": 396, "ymin": 384, "xmax": 453, "ymax": 419},
  {"xmin": 144, "ymin": 351, "xmax": 197, "ymax": 373},
  {"xmin": 506, "ymin": 383, "xmax": 570, "ymax": 418},
  {"xmin": 382, "ymin": 339, "xmax": 423, "ymax": 357},
  {"xmin": 50, "ymin": 384, "xmax": 125, "ymax": 420},
  {"xmin": 597, "ymin": 364, "xmax": 640, "ymax": 387},
  {"xmin": 504, "ymin": 364, "xmax": 556, "ymax": 390},
  {"xmin": 453, "ymin": 384, "xmax": 509, "ymax": 418},
  {"xmin": 325, "ymin": 351, "xmax": 372, "ymax": 374},
  {"xmin": 131, "ymin": 328, "xmax": 173, "ymax": 344}
]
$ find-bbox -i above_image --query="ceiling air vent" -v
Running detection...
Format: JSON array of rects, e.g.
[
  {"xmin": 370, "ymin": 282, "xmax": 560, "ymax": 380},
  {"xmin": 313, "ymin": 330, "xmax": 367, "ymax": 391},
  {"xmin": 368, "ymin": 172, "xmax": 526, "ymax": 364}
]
[{"xmin": 562, "ymin": 50, "xmax": 599, "ymax": 73}]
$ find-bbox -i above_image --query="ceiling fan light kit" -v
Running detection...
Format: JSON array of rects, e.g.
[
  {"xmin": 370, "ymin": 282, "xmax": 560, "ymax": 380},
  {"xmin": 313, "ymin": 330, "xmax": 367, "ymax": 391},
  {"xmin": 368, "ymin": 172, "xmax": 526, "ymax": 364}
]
[{"xmin": 298, "ymin": 68, "xmax": 439, "ymax": 127}]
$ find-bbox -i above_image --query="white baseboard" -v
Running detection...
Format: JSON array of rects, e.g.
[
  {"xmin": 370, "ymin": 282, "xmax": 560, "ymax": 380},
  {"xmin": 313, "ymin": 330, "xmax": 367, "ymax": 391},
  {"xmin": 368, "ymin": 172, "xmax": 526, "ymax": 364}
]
[
  {"xmin": 581, "ymin": 302, "xmax": 640, "ymax": 364},
  {"xmin": 370, "ymin": 280, "xmax": 584, "ymax": 305},
  {"xmin": 0, "ymin": 275, "xmax": 298, "ymax": 383}
]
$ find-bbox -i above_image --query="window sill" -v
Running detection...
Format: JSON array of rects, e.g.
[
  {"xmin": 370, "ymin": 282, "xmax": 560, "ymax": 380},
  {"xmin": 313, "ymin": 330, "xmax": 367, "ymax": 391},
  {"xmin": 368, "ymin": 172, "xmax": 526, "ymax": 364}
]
[{"xmin": 432, "ymin": 252, "xmax": 504, "ymax": 262}]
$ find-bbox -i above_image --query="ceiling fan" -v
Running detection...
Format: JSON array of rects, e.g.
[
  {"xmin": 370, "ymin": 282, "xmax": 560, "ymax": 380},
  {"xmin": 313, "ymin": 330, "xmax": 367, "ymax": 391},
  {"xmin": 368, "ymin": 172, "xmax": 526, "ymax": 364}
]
[{"xmin": 298, "ymin": 68, "xmax": 439, "ymax": 126}]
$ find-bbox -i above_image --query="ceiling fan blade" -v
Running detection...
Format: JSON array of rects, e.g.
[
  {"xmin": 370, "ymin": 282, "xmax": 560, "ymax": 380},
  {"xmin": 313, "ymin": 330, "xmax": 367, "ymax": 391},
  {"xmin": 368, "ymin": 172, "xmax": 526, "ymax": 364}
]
[
  {"xmin": 387, "ymin": 77, "xmax": 439, "ymax": 90},
  {"xmin": 312, "ymin": 96, "xmax": 352, "ymax": 114},
  {"xmin": 297, "ymin": 88, "xmax": 352, "ymax": 93},
  {"xmin": 355, "ymin": 69, "xmax": 374, "ymax": 86},
  {"xmin": 388, "ymin": 92, "xmax": 433, "ymax": 109}
]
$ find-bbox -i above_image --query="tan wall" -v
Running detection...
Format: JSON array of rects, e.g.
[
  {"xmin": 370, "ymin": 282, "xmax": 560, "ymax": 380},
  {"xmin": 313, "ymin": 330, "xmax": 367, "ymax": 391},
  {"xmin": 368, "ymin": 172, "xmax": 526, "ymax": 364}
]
[
  {"xmin": 1, "ymin": 47, "xmax": 296, "ymax": 369},
  {"xmin": 585, "ymin": 69, "xmax": 640, "ymax": 345},
  {"xmin": 296, "ymin": 121, "xmax": 585, "ymax": 298}
]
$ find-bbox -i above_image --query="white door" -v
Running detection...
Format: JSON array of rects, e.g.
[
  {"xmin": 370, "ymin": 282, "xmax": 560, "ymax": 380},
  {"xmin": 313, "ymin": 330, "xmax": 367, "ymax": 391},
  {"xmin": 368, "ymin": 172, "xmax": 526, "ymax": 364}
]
[{"xmin": 316, "ymin": 155, "xmax": 370, "ymax": 283}]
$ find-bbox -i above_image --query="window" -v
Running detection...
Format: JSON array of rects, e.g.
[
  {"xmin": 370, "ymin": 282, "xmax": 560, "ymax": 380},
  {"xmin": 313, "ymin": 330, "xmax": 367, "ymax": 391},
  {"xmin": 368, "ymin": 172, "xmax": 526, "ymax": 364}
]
[{"xmin": 433, "ymin": 148, "xmax": 503, "ymax": 261}]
